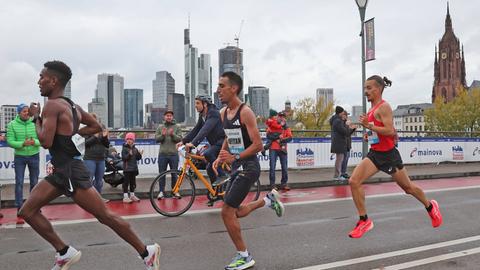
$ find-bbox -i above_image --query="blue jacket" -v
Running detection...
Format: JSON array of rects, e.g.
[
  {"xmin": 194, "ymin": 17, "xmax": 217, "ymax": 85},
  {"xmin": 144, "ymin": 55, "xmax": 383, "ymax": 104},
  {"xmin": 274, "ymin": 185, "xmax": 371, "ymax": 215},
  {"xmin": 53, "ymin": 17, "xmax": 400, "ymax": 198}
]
[{"xmin": 182, "ymin": 104, "xmax": 226, "ymax": 147}]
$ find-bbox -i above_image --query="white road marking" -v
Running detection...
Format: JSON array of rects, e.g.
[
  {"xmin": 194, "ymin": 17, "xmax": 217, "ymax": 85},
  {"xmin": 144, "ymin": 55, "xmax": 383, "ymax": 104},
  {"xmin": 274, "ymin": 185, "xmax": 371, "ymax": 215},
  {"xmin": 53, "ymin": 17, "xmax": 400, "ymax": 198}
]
[
  {"xmin": 1, "ymin": 184, "xmax": 480, "ymax": 229},
  {"xmin": 293, "ymin": 235, "xmax": 480, "ymax": 270},
  {"xmin": 373, "ymin": 247, "xmax": 480, "ymax": 270}
]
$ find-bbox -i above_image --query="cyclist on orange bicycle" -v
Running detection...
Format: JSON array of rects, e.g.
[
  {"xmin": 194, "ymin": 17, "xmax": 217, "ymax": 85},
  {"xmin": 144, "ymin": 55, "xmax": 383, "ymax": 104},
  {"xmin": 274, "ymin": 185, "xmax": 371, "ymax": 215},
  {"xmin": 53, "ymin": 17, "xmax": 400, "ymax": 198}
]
[{"xmin": 176, "ymin": 95, "xmax": 226, "ymax": 197}]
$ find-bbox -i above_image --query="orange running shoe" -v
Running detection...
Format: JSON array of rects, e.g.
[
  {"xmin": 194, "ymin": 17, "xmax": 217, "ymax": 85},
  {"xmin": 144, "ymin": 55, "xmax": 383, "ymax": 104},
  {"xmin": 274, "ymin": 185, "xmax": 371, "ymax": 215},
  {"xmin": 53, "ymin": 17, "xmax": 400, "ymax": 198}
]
[
  {"xmin": 349, "ymin": 219, "xmax": 374, "ymax": 238},
  {"xmin": 428, "ymin": 200, "xmax": 442, "ymax": 228}
]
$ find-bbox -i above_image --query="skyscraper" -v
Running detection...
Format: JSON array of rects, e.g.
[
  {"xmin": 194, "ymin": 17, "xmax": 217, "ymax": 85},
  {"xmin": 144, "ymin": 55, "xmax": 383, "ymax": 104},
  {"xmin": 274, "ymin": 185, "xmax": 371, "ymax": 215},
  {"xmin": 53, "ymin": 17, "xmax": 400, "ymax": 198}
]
[
  {"xmin": 316, "ymin": 88, "xmax": 334, "ymax": 107},
  {"xmin": 124, "ymin": 88, "xmax": 144, "ymax": 128},
  {"xmin": 248, "ymin": 86, "xmax": 269, "ymax": 119},
  {"xmin": 167, "ymin": 93, "xmax": 186, "ymax": 123},
  {"xmin": 144, "ymin": 103, "xmax": 153, "ymax": 129},
  {"xmin": 0, "ymin": 105, "xmax": 16, "ymax": 131},
  {"xmin": 219, "ymin": 45, "xmax": 244, "ymax": 100},
  {"xmin": 64, "ymin": 81, "xmax": 72, "ymax": 99},
  {"xmin": 184, "ymin": 24, "xmax": 212, "ymax": 125},
  {"xmin": 87, "ymin": 97, "xmax": 107, "ymax": 125},
  {"xmin": 198, "ymin": 54, "xmax": 212, "ymax": 97},
  {"xmin": 153, "ymin": 71, "xmax": 175, "ymax": 109},
  {"xmin": 96, "ymin": 73, "xmax": 124, "ymax": 128}
]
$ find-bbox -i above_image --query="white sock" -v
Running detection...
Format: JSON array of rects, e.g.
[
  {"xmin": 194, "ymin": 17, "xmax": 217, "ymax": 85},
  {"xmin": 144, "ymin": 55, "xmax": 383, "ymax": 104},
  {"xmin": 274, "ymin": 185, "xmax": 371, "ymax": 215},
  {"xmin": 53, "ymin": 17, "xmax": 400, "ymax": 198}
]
[
  {"xmin": 131, "ymin": 192, "xmax": 135, "ymax": 197},
  {"xmin": 238, "ymin": 250, "xmax": 249, "ymax": 257},
  {"xmin": 263, "ymin": 196, "xmax": 272, "ymax": 208},
  {"xmin": 124, "ymin": 193, "xmax": 129, "ymax": 199}
]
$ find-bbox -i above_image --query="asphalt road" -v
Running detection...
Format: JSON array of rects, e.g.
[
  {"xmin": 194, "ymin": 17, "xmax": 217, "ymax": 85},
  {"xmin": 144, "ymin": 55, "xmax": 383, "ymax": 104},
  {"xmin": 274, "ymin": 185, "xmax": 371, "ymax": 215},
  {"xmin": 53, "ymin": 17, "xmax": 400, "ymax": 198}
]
[{"xmin": 1, "ymin": 180, "xmax": 480, "ymax": 270}]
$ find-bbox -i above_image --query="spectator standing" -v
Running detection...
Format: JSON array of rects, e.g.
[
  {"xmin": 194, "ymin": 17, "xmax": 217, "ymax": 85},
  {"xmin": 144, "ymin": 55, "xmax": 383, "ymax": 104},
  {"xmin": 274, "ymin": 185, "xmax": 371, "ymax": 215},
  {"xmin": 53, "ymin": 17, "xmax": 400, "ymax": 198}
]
[
  {"xmin": 83, "ymin": 113, "xmax": 110, "ymax": 201},
  {"xmin": 6, "ymin": 103, "xmax": 40, "ymax": 213},
  {"xmin": 155, "ymin": 110, "xmax": 183, "ymax": 199},
  {"xmin": 329, "ymin": 106, "xmax": 348, "ymax": 181},
  {"xmin": 121, "ymin": 132, "xmax": 143, "ymax": 203},
  {"xmin": 341, "ymin": 111, "xmax": 357, "ymax": 179},
  {"xmin": 268, "ymin": 111, "xmax": 293, "ymax": 190},
  {"xmin": 0, "ymin": 133, "xmax": 5, "ymax": 218}
]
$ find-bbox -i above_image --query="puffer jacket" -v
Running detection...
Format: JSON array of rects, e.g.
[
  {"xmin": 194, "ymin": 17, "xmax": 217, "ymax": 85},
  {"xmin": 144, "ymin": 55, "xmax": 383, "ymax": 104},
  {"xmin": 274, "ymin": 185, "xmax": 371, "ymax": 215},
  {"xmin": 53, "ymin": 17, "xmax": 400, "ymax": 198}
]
[
  {"xmin": 6, "ymin": 115, "xmax": 40, "ymax": 156},
  {"xmin": 121, "ymin": 143, "xmax": 142, "ymax": 173}
]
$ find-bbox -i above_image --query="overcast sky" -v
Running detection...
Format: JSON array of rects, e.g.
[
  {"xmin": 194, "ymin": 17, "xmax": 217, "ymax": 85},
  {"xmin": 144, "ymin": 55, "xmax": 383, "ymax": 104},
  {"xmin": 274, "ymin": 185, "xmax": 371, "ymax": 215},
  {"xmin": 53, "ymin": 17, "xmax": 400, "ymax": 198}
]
[{"xmin": 1, "ymin": 0, "xmax": 478, "ymax": 113}]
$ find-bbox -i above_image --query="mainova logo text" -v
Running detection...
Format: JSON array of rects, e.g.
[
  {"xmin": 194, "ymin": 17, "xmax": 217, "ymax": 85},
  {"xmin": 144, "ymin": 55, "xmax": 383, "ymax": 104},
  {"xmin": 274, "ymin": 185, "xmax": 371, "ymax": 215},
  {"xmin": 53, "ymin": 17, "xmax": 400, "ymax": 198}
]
[{"xmin": 410, "ymin": 147, "xmax": 443, "ymax": 158}]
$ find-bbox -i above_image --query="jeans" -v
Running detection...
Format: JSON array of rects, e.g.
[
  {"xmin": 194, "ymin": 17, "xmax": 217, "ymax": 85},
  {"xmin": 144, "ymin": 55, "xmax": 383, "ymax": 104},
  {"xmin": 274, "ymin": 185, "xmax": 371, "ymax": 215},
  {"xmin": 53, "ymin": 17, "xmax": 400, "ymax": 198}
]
[
  {"xmin": 341, "ymin": 151, "xmax": 350, "ymax": 175},
  {"xmin": 14, "ymin": 154, "xmax": 39, "ymax": 209},
  {"xmin": 158, "ymin": 154, "xmax": 179, "ymax": 192},
  {"xmin": 203, "ymin": 144, "xmax": 224, "ymax": 184},
  {"xmin": 269, "ymin": 150, "xmax": 288, "ymax": 186},
  {"xmin": 84, "ymin": 159, "xmax": 105, "ymax": 193},
  {"xmin": 334, "ymin": 153, "xmax": 345, "ymax": 178}
]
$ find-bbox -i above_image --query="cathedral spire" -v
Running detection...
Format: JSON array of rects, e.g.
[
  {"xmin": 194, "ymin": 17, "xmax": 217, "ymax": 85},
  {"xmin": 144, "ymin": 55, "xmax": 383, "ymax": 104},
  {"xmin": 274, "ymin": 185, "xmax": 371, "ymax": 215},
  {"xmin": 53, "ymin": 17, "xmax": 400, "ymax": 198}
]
[{"xmin": 445, "ymin": 2, "xmax": 452, "ymax": 32}]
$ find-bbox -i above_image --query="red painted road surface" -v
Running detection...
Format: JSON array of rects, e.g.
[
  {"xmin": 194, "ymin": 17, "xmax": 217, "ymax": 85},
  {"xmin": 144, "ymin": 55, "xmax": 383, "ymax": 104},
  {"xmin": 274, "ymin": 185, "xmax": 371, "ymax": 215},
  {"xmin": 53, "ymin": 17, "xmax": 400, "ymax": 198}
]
[{"xmin": 1, "ymin": 177, "xmax": 479, "ymax": 227}]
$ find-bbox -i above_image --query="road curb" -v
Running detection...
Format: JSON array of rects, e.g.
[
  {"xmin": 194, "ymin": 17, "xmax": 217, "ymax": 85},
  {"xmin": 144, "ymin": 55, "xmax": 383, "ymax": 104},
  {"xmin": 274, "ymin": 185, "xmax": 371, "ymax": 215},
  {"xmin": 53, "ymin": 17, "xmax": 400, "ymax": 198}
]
[{"xmin": 1, "ymin": 171, "xmax": 479, "ymax": 208}]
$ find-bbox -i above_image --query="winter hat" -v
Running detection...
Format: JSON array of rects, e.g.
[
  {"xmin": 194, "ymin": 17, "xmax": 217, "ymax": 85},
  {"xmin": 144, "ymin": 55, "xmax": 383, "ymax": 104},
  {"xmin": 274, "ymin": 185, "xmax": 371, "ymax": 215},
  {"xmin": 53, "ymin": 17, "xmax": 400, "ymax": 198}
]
[
  {"xmin": 125, "ymin": 132, "xmax": 136, "ymax": 141},
  {"xmin": 269, "ymin": 109, "xmax": 278, "ymax": 118},
  {"xmin": 17, "ymin": 103, "xmax": 28, "ymax": 113},
  {"xmin": 335, "ymin": 106, "xmax": 344, "ymax": 115}
]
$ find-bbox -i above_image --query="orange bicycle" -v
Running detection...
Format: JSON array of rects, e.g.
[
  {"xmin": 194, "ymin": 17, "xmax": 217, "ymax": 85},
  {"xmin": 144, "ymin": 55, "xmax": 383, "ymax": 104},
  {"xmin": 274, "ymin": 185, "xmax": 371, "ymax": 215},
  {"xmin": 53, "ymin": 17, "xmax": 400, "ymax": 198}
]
[{"xmin": 149, "ymin": 147, "xmax": 261, "ymax": 217}]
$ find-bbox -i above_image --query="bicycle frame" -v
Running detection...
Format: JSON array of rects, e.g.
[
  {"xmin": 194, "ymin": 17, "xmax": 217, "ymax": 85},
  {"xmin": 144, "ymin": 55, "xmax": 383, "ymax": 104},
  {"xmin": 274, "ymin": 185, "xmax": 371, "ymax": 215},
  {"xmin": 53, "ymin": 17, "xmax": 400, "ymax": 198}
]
[{"xmin": 172, "ymin": 153, "xmax": 225, "ymax": 197}]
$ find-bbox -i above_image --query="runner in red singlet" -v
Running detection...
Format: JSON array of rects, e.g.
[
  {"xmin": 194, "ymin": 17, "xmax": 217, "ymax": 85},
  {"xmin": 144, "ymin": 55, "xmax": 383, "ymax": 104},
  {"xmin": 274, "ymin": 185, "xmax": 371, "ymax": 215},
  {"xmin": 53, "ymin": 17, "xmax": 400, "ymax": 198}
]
[{"xmin": 348, "ymin": 75, "xmax": 443, "ymax": 238}]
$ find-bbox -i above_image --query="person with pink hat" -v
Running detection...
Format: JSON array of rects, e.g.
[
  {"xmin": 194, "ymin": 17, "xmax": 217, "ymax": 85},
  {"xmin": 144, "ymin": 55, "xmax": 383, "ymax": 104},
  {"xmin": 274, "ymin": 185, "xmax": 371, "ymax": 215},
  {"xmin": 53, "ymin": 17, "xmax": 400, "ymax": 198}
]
[{"xmin": 121, "ymin": 132, "xmax": 143, "ymax": 203}]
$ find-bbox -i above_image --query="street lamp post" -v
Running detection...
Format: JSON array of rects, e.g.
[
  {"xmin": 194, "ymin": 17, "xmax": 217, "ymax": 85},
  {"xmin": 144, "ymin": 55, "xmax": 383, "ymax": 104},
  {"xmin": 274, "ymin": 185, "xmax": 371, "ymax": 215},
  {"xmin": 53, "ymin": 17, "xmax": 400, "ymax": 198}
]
[{"xmin": 355, "ymin": 0, "xmax": 368, "ymax": 158}]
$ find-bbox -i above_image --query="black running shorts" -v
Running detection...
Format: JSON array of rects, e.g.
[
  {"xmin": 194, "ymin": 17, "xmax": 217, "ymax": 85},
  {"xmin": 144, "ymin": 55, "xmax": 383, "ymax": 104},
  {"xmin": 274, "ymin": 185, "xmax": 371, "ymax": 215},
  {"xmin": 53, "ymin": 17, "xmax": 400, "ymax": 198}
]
[
  {"xmin": 367, "ymin": 148, "xmax": 404, "ymax": 175},
  {"xmin": 45, "ymin": 159, "xmax": 92, "ymax": 196},
  {"xmin": 223, "ymin": 158, "xmax": 260, "ymax": 208}
]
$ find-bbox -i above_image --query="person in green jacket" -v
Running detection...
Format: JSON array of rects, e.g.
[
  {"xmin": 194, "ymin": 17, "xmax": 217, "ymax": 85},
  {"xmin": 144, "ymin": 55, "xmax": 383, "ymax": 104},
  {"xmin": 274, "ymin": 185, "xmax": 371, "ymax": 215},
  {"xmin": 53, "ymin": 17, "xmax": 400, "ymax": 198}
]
[
  {"xmin": 155, "ymin": 110, "xmax": 183, "ymax": 199},
  {"xmin": 6, "ymin": 103, "xmax": 41, "ymax": 212}
]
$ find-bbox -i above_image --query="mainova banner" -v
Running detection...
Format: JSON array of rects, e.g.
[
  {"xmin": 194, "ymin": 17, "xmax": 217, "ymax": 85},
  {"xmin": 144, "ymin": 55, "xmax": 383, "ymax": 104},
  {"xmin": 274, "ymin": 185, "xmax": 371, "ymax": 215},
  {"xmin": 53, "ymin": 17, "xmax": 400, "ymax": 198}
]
[{"xmin": 1, "ymin": 137, "xmax": 479, "ymax": 182}]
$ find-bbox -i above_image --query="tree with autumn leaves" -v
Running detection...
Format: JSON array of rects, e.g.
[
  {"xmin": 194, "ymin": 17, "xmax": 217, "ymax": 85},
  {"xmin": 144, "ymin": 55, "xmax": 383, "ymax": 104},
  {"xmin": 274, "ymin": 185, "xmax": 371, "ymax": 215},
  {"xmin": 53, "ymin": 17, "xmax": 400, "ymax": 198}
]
[
  {"xmin": 425, "ymin": 87, "xmax": 480, "ymax": 137},
  {"xmin": 292, "ymin": 97, "xmax": 334, "ymax": 137}
]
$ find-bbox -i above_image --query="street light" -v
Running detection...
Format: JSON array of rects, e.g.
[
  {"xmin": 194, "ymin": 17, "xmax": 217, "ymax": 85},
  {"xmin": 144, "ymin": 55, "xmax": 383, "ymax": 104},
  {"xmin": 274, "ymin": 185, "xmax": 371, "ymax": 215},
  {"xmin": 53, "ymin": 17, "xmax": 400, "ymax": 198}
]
[{"xmin": 355, "ymin": 0, "xmax": 368, "ymax": 158}]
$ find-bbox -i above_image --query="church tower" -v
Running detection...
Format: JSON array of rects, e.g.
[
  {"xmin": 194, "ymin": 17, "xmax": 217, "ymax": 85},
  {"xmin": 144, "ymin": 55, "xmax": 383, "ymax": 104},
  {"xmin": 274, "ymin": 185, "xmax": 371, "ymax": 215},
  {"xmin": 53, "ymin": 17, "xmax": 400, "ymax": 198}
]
[{"xmin": 432, "ymin": 3, "xmax": 467, "ymax": 103}]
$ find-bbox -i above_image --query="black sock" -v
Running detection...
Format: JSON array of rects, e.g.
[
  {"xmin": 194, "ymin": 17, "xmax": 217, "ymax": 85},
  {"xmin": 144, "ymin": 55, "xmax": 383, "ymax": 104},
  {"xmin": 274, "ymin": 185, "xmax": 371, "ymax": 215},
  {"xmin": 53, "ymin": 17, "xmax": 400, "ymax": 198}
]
[
  {"xmin": 140, "ymin": 248, "xmax": 149, "ymax": 259},
  {"xmin": 58, "ymin": 246, "xmax": 69, "ymax": 256},
  {"xmin": 426, "ymin": 203, "xmax": 433, "ymax": 212},
  {"xmin": 359, "ymin": 215, "xmax": 368, "ymax": 221}
]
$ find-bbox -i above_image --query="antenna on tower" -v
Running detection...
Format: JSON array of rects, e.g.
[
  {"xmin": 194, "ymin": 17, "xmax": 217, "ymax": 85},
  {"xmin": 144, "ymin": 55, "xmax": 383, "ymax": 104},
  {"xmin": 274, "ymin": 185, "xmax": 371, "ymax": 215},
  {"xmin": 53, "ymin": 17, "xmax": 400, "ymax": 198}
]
[
  {"xmin": 234, "ymin": 19, "xmax": 244, "ymax": 48},
  {"xmin": 188, "ymin": 13, "xmax": 190, "ymax": 29}
]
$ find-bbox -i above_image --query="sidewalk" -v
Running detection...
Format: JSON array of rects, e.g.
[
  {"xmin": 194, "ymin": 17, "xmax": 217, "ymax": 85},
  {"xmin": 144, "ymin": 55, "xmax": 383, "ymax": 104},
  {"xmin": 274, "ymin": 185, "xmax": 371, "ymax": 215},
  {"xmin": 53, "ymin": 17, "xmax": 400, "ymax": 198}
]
[{"xmin": 1, "ymin": 162, "xmax": 479, "ymax": 208}]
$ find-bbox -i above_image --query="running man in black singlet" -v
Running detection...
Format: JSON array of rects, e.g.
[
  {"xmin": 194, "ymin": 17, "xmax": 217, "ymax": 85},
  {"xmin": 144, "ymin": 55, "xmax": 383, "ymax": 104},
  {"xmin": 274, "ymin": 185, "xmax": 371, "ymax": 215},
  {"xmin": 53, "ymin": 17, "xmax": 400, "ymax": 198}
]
[
  {"xmin": 212, "ymin": 71, "xmax": 285, "ymax": 270},
  {"xmin": 18, "ymin": 61, "xmax": 160, "ymax": 270}
]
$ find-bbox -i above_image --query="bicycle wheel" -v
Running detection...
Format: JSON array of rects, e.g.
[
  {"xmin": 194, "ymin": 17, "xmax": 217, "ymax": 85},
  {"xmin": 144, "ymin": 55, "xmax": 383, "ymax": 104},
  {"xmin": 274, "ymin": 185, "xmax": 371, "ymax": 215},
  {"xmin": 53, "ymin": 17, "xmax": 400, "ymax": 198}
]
[{"xmin": 149, "ymin": 170, "xmax": 196, "ymax": 217}]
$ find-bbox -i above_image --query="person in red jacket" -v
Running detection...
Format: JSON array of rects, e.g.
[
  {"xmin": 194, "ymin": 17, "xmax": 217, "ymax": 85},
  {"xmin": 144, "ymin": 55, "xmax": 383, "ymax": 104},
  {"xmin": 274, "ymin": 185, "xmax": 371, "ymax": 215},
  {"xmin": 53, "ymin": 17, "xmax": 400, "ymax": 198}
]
[
  {"xmin": 262, "ymin": 109, "xmax": 286, "ymax": 156},
  {"xmin": 268, "ymin": 111, "xmax": 293, "ymax": 190}
]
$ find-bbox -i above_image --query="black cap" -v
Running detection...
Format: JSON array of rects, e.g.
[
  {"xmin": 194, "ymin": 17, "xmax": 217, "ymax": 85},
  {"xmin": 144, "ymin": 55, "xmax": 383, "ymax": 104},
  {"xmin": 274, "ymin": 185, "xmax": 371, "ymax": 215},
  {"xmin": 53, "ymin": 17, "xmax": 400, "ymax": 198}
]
[
  {"xmin": 164, "ymin": 110, "xmax": 174, "ymax": 115},
  {"xmin": 335, "ymin": 106, "xmax": 344, "ymax": 114}
]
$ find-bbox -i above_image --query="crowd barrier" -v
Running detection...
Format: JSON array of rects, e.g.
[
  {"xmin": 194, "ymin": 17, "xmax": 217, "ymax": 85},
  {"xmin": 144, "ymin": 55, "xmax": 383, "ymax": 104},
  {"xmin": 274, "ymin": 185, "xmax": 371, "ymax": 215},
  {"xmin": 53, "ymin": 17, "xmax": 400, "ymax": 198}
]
[{"xmin": 0, "ymin": 137, "xmax": 479, "ymax": 182}]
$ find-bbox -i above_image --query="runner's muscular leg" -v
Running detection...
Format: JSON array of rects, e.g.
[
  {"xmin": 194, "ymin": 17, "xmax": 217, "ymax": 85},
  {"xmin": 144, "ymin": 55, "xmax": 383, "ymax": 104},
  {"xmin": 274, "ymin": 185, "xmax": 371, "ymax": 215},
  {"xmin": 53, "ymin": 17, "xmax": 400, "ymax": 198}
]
[
  {"xmin": 349, "ymin": 158, "xmax": 379, "ymax": 216},
  {"xmin": 235, "ymin": 199, "xmax": 264, "ymax": 218},
  {"xmin": 72, "ymin": 187, "xmax": 146, "ymax": 254},
  {"xmin": 18, "ymin": 180, "xmax": 66, "ymax": 251},
  {"xmin": 222, "ymin": 204, "xmax": 247, "ymax": 251},
  {"xmin": 392, "ymin": 168, "xmax": 430, "ymax": 208}
]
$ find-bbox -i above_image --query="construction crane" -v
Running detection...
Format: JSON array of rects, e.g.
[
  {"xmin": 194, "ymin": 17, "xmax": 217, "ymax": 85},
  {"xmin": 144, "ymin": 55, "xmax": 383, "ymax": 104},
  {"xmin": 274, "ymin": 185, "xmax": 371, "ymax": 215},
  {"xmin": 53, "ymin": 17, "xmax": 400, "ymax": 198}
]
[{"xmin": 234, "ymin": 19, "xmax": 244, "ymax": 48}]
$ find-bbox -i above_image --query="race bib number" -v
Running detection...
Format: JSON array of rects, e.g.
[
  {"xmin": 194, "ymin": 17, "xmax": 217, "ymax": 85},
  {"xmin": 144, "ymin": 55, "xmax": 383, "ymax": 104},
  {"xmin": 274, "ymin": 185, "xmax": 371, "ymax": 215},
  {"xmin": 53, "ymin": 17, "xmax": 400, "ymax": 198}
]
[
  {"xmin": 224, "ymin": 128, "xmax": 245, "ymax": 154},
  {"xmin": 71, "ymin": 134, "xmax": 85, "ymax": 155},
  {"xmin": 367, "ymin": 122, "xmax": 379, "ymax": 145}
]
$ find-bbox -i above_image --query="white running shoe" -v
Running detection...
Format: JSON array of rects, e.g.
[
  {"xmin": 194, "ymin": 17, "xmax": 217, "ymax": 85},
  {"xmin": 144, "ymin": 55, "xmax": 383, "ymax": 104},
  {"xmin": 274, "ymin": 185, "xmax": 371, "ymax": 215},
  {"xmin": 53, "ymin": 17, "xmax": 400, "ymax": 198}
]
[
  {"xmin": 157, "ymin": 192, "xmax": 164, "ymax": 200},
  {"xmin": 143, "ymin": 243, "xmax": 161, "ymax": 270},
  {"xmin": 51, "ymin": 246, "xmax": 82, "ymax": 270},
  {"xmin": 123, "ymin": 197, "xmax": 133, "ymax": 203},
  {"xmin": 130, "ymin": 195, "xmax": 141, "ymax": 202}
]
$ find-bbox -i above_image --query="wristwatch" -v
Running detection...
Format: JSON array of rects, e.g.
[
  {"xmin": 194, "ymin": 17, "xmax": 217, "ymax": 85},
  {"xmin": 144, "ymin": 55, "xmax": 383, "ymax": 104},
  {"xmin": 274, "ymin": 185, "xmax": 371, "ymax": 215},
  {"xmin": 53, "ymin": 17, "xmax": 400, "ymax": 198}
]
[{"xmin": 234, "ymin": 154, "xmax": 241, "ymax": 161}]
